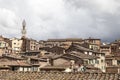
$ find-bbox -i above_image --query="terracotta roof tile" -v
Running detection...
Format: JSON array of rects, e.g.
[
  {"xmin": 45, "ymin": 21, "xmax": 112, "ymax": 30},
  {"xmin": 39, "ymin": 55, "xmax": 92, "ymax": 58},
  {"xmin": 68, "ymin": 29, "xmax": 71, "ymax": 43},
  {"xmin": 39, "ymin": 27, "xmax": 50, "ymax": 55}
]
[{"xmin": 0, "ymin": 72, "xmax": 119, "ymax": 80}]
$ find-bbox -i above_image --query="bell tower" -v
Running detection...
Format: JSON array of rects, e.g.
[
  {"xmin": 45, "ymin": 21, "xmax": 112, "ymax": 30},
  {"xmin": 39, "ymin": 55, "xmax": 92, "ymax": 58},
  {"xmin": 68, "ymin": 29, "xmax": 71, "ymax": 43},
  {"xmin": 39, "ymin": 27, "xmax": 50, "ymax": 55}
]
[
  {"xmin": 21, "ymin": 20, "xmax": 27, "ymax": 52},
  {"xmin": 21, "ymin": 20, "xmax": 26, "ymax": 38}
]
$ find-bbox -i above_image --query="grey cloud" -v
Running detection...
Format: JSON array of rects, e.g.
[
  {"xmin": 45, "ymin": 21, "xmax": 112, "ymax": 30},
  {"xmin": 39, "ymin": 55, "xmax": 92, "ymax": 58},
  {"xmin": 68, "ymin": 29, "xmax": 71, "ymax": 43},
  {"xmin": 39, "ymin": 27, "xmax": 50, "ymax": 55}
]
[{"xmin": 0, "ymin": 0, "xmax": 120, "ymax": 42}]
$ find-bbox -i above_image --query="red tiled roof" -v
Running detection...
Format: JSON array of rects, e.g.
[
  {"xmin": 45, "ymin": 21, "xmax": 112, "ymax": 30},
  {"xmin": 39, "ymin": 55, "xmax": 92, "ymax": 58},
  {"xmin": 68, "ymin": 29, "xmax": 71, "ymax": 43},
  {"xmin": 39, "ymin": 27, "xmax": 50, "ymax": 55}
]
[
  {"xmin": 0, "ymin": 71, "xmax": 119, "ymax": 80},
  {"xmin": 0, "ymin": 58, "xmax": 31, "ymax": 67}
]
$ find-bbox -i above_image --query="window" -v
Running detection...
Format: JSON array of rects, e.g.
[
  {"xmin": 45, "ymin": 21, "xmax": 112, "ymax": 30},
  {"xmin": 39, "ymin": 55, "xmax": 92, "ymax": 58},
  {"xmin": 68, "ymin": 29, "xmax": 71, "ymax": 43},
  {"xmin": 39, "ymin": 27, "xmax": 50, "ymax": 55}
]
[
  {"xmin": 101, "ymin": 54, "xmax": 105, "ymax": 56},
  {"xmin": 89, "ymin": 59, "xmax": 93, "ymax": 64},
  {"xmin": 4, "ymin": 43, "xmax": 6, "ymax": 47},
  {"xmin": 95, "ymin": 60, "xmax": 99, "ymax": 64},
  {"xmin": 117, "ymin": 61, "xmax": 120, "ymax": 65},
  {"xmin": 31, "ymin": 67, "xmax": 38, "ymax": 71},
  {"xmin": 89, "ymin": 52, "xmax": 92, "ymax": 55},
  {"xmin": 101, "ymin": 66, "xmax": 105, "ymax": 70},
  {"xmin": 101, "ymin": 60, "xmax": 104, "ymax": 63},
  {"xmin": 45, "ymin": 53, "xmax": 50, "ymax": 55},
  {"xmin": 31, "ymin": 46, "xmax": 32, "ymax": 49},
  {"xmin": 84, "ymin": 52, "xmax": 87, "ymax": 54},
  {"xmin": 84, "ymin": 60, "xmax": 88, "ymax": 65}
]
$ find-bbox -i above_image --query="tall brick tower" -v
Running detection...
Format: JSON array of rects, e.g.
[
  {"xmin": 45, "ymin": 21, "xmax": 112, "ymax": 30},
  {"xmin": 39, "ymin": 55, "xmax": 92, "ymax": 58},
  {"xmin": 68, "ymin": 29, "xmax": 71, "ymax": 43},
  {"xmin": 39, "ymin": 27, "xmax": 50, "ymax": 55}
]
[{"xmin": 21, "ymin": 20, "xmax": 27, "ymax": 52}]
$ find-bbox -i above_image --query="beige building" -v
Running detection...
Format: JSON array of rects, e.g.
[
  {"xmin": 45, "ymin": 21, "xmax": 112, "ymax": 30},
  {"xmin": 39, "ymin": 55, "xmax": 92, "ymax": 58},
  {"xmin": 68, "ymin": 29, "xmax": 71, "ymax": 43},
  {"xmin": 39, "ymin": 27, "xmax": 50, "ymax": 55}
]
[
  {"xmin": 66, "ymin": 43, "xmax": 106, "ymax": 72},
  {"xmin": 100, "ymin": 44, "xmax": 111, "ymax": 56},
  {"xmin": 83, "ymin": 51, "xmax": 106, "ymax": 72},
  {"xmin": 0, "ymin": 36, "xmax": 12, "ymax": 55},
  {"xmin": 94, "ymin": 52, "xmax": 106, "ymax": 72},
  {"xmin": 84, "ymin": 38, "xmax": 101, "ymax": 51},
  {"xmin": 11, "ymin": 38, "xmax": 23, "ymax": 53},
  {"xmin": 0, "ymin": 41, "xmax": 10, "ymax": 55},
  {"xmin": 39, "ymin": 38, "xmax": 84, "ymax": 50},
  {"xmin": 25, "ymin": 38, "xmax": 39, "ymax": 51}
]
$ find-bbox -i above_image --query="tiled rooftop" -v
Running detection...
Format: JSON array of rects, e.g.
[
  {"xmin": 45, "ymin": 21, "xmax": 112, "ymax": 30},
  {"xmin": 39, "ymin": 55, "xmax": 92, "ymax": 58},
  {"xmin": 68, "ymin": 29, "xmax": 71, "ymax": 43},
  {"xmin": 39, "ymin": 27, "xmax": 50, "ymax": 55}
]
[
  {"xmin": 0, "ymin": 71, "xmax": 119, "ymax": 80},
  {"xmin": 69, "ymin": 51, "xmax": 98, "ymax": 59}
]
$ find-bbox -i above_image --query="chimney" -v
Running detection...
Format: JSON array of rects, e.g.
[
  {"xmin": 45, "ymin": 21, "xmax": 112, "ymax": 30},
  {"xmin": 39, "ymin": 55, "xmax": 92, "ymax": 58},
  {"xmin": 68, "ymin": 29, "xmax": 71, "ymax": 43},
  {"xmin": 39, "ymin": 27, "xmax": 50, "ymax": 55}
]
[
  {"xmin": 47, "ymin": 58, "xmax": 54, "ymax": 66},
  {"xmin": 49, "ymin": 58, "xmax": 54, "ymax": 66},
  {"xmin": 47, "ymin": 58, "xmax": 50, "ymax": 65},
  {"xmin": 27, "ymin": 58, "xmax": 31, "ymax": 64},
  {"xmin": 63, "ymin": 50, "xmax": 66, "ymax": 54},
  {"xmin": 70, "ymin": 60, "xmax": 75, "ymax": 70}
]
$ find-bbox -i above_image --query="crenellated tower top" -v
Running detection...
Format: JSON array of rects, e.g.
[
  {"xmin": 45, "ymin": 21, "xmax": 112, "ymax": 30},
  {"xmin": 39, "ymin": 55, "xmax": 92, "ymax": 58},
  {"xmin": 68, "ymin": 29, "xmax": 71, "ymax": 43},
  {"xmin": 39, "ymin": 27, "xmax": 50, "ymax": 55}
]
[{"xmin": 21, "ymin": 19, "xmax": 26, "ymax": 38}]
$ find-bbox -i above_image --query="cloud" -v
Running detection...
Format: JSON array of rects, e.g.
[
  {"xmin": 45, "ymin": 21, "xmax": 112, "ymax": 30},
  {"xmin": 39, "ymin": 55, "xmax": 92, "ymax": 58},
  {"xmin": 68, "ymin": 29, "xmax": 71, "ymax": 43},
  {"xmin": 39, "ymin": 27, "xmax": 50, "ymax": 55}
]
[
  {"xmin": 0, "ymin": 8, "xmax": 20, "ymax": 37},
  {"xmin": 0, "ymin": 0, "xmax": 120, "ymax": 42}
]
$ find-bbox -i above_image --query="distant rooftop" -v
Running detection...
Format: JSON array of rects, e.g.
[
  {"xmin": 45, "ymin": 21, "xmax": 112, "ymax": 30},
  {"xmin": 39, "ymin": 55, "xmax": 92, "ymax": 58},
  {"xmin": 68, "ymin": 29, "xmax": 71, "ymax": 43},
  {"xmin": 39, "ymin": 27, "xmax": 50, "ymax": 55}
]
[{"xmin": 47, "ymin": 38, "xmax": 83, "ymax": 42}]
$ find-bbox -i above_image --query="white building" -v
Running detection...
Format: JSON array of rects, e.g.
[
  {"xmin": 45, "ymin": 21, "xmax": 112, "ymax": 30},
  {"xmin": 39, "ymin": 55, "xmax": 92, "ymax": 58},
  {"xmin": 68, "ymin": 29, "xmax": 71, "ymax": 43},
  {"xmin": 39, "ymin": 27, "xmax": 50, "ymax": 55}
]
[{"xmin": 11, "ymin": 38, "xmax": 23, "ymax": 53}]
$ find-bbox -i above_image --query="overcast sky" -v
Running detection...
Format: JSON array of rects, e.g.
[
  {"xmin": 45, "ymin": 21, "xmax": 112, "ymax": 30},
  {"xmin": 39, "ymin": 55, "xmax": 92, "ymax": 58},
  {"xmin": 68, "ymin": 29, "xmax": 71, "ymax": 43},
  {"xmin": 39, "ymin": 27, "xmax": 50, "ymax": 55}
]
[{"xmin": 0, "ymin": 0, "xmax": 120, "ymax": 42}]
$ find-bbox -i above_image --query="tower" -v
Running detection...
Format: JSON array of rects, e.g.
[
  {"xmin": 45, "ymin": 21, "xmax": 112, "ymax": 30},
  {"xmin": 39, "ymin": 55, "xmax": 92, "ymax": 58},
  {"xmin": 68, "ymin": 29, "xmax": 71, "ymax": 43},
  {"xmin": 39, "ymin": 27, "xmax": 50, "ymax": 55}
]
[
  {"xmin": 21, "ymin": 20, "xmax": 27, "ymax": 52},
  {"xmin": 21, "ymin": 20, "xmax": 26, "ymax": 38}
]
